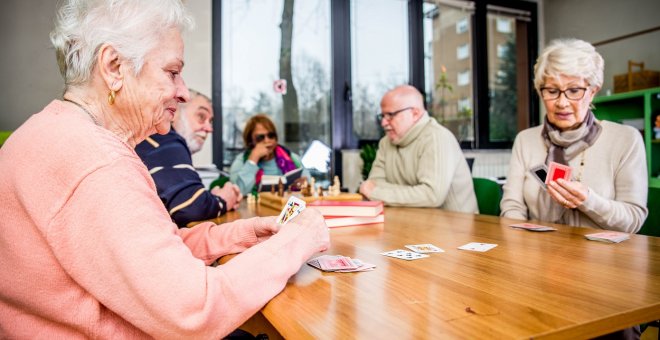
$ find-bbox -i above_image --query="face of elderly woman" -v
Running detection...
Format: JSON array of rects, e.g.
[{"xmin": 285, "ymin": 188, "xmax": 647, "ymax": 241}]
[
  {"xmin": 540, "ymin": 74, "xmax": 597, "ymax": 131},
  {"xmin": 123, "ymin": 28, "xmax": 189, "ymax": 136}
]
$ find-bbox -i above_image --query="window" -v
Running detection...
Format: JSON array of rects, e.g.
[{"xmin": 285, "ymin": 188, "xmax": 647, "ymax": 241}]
[
  {"xmin": 214, "ymin": 0, "xmax": 539, "ymax": 170},
  {"xmin": 458, "ymin": 97, "xmax": 471, "ymax": 112},
  {"xmin": 458, "ymin": 70, "xmax": 471, "ymax": 86},
  {"xmin": 425, "ymin": 2, "xmax": 475, "ymax": 143},
  {"xmin": 424, "ymin": 0, "xmax": 538, "ymax": 148},
  {"xmin": 456, "ymin": 43, "xmax": 470, "ymax": 60},
  {"xmin": 496, "ymin": 17, "xmax": 511, "ymax": 33},
  {"xmin": 486, "ymin": 7, "xmax": 535, "ymax": 144},
  {"xmin": 351, "ymin": 0, "xmax": 409, "ymax": 142},
  {"xmin": 220, "ymin": 0, "xmax": 332, "ymax": 181},
  {"xmin": 456, "ymin": 17, "xmax": 469, "ymax": 34},
  {"xmin": 497, "ymin": 43, "xmax": 508, "ymax": 58}
]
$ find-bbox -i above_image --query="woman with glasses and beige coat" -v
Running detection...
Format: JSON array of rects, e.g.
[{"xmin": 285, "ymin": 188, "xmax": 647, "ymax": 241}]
[{"xmin": 501, "ymin": 38, "xmax": 648, "ymax": 236}]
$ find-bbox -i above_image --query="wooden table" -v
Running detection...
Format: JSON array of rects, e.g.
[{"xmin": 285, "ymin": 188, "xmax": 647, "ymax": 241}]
[{"xmin": 217, "ymin": 203, "xmax": 660, "ymax": 339}]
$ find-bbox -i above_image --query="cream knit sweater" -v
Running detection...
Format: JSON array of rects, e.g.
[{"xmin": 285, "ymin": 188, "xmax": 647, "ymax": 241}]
[{"xmin": 367, "ymin": 113, "xmax": 478, "ymax": 213}]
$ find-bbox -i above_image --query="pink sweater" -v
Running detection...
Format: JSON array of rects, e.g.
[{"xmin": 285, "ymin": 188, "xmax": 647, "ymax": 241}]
[{"xmin": 0, "ymin": 101, "xmax": 319, "ymax": 339}]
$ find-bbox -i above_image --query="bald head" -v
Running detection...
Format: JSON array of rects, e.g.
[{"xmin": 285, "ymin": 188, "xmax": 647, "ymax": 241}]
[{"xmin": 380, "ymin": 85, "xmax": 424, "ymax": 111}]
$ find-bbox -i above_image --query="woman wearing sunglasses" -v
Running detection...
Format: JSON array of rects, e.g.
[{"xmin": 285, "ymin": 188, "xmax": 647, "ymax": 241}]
[{"xmin": 230, "ymin": 114, "xmax": 308, "ymax": 195}]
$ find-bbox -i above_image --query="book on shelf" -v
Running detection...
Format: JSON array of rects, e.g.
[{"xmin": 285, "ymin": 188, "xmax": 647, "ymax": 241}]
[
  {"xmin": 325, "ymin": 213, "xmax": 384, "ymax": 228},
  {"xmin": 258, "ymin": 167, "xmax": 303, "ymax": 192},
  {"xmin": 308, "ymin": 200, "xmax": 383, "ymax": 217}
]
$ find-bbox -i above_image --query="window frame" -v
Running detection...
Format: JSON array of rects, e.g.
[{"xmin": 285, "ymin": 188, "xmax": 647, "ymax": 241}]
[{"xmin": 211, "ymin": 0, "xmax": 539, "ymax": 169}]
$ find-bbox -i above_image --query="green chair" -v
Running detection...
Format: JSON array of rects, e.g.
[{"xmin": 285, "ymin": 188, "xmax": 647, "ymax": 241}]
[
  {"xmin": 472, "ymin": 177, "xmax": 502, "ymax": 216},
  {"xmin": 0, "ymin": 131, "xmax": 12, "ymax": 148}
]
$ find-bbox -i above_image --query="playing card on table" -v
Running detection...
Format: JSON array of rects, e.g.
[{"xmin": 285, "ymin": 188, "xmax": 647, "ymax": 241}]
[
  {"xmin": 317, "ymin": 255, "xmax": 359, "ymax": 271},
  {"xmin": 510, "ymin": 223, "xmax": 557, "ymax": 232},
  {"xmin": 307, "ymin": 255, "xmax": 375, "ymax": 272},
  {"xmin": 585, "ymin": 231, "xmax": 630, "ymax": 243},
  {"xmin": 306, "ymin": 256, "xmax": 323, "ymax": 270},
  {"xmin": 457, "ymin": 242, "xmax": 498, "ymax": 252},
  {"xmin": 405, "ymin": 243, "xmax": 445, "ymax": 253},
  {"xmin": 335, "ymin": 259, "xmax": 377, "ymax": 273},
  {"xmin": 381, "ymin": 249, "xmax": 430, "ymax": 261},
  {"xmin": 276, "ymin": 196, "xmax": 306, "ymax": 225},
  {"xmin": 546, "ymin": 162, "xmax": 572, "ymax": 184}
]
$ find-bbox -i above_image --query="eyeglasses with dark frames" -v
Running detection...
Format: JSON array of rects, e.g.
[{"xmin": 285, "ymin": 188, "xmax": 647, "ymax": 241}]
[
  {"xmin": 539, "ymin": 87, "xmax": 588, "ymax": 101},
  {"xmin": 376, "ymin": 107, "xmax": 413, "ymax": 121},
  {"xmin": 254, "ymin": 131, "xmax": 277, "ymax": 143}
]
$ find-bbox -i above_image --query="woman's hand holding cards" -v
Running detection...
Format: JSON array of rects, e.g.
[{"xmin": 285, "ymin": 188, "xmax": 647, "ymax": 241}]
[
  {"xmin": 251, "ymin": 216, "xmax": 280, "ymax": 242},
  {"xmin": 548, "ymin": 178, "xmax": 589, "ymax": 209},
  {"xmin": 289, "ymin": 209, "xmax": 330, "ymax": 253}
]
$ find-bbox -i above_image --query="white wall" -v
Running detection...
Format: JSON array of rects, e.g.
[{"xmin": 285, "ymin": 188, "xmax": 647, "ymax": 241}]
[
  {"xmin": 0, "ymin": 0, "xmax": 214, "ymax": 166},
  {"xmin": 542, "ymin": 0, "xmax": 660, "ymax": 95},
  {"xmin": 0, "ymin": 0, "xmax": 62, "ymax": 131}
]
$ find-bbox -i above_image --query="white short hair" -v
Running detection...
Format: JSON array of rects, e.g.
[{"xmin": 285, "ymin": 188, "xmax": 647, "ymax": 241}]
[
  {"xmin": 533, "ymin": 38, "xmax": 604, "ymax": 92},
  {"xmin": 177, "ymin": 88, "xmax": 211, "ymax": 114},
  {"xmin": 50, "ymin": 0, "xmax": 194, "ymax": 87}
]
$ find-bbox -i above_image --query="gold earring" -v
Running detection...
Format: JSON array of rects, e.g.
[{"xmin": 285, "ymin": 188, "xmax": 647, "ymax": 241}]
[{"xmin": 108, "ymin": 90, "xmax": 116, "ymax": 105}]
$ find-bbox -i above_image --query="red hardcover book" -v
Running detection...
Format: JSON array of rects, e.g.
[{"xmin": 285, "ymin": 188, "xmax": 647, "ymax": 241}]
[
  {"xmin": 325, "ymin": 214, "xmax": 385, "ymax": 228},
  {"xmin": 308, "ymin": 200, "xmax": 384, "ymax": 217}
]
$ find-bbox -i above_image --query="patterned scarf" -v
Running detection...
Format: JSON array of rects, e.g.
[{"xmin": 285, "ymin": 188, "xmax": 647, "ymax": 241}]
[
  {"xmin": 245, "ymin": 144, "xmax": 300, "ymax": 192},
  {"xmin": 539, "ymin": 110, "xmax": 602, "ymax": 224},
  {"xmin": 542, "ymin": 110, "xmax": 602, "ymax": 165}
]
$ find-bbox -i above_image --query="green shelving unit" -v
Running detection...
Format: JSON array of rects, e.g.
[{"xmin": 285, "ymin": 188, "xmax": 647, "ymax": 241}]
[{"xmin": 593, "ymin": 87, "xmax": 660, "ymax": 236}]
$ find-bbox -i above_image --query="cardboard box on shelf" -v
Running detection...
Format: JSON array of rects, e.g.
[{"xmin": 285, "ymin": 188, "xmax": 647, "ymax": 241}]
[{"xmin": 614, "ymin": 61, "xmax": 659, "ymax": 93}]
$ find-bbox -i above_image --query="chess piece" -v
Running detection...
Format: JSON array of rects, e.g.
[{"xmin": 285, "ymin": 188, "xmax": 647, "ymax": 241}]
[
  {"xmin": 310, "ymin": 177, "xmax": 317, "ymax": 197},
  {"xmin": 270, "ymin": 184, "xmax": 275, "ymax": 194},
  {"xmin": 300, "ymin": 178, "xmax": 311, "ymax": 197},
  {"xmin": 329, "ymin": 175, "xmax": 341, "ymax": 196},
  {"xmin": 278, "ymin": 178, "xmax": 284, "ymax": 197}
]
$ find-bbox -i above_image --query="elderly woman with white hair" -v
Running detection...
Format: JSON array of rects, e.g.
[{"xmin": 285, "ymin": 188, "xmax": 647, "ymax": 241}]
[
  {"xmin": 0, "ymin": 0, "xmax": 329, "ymax": 338},
  {"xmin": 501, "ymin": 38, "xmax": 648, "ymax": 235}
]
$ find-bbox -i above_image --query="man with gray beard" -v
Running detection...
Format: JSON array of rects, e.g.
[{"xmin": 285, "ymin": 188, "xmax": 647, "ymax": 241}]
[{"xmin": 136, "ymin": 89, "xmax": 241, "ymax": 227}]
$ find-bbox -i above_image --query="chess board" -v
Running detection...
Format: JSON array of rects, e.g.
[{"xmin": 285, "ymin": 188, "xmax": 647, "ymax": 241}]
[{"xmin": 258, "ymin": 192, "xmax": 364, "ymax": 211}]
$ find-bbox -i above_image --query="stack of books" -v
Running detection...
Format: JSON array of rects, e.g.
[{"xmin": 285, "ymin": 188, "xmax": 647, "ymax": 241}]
[{"xmin": 308, "ymin": 200, "xmax": 384, "ymax": 228}]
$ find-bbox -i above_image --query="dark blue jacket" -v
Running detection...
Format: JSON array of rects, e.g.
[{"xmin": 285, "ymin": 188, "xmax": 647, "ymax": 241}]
[{"xmin": 135, "ymin": 130, "xmax": 226, "ymax": 228}]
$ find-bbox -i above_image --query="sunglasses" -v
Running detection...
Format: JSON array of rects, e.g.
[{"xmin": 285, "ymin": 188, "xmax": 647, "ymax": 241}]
[{"xmin": 254, "ymin": 131, "xmax": 277, "ymax": 143}]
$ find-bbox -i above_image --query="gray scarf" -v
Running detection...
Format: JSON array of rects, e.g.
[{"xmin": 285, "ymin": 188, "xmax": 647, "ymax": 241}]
[
  {"xmin": 542, "ymin": 110, "xmax": 602, "ymax": 165},
  {"xmin": 539, "ymin": 110, "xmax": 602, "ymax": 224}
]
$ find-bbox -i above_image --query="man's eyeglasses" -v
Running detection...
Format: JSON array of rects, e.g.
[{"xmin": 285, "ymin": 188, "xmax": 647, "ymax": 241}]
[
  {"xmin": 254, "ymin": 131, "xmax": 277, "ymax": 143},
  {"xmin": 539, "ymin": 87, "xmax": 588, "ymax": 101},
  {"xmin": 376, "ymin": 107, "xmax": 412, "ymax": 121}
]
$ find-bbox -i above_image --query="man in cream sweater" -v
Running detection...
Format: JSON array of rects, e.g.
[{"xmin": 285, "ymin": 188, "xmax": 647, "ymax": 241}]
[{"xmin": 359, "ymin": 85, "xmax": 478, "ymax": 213}]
